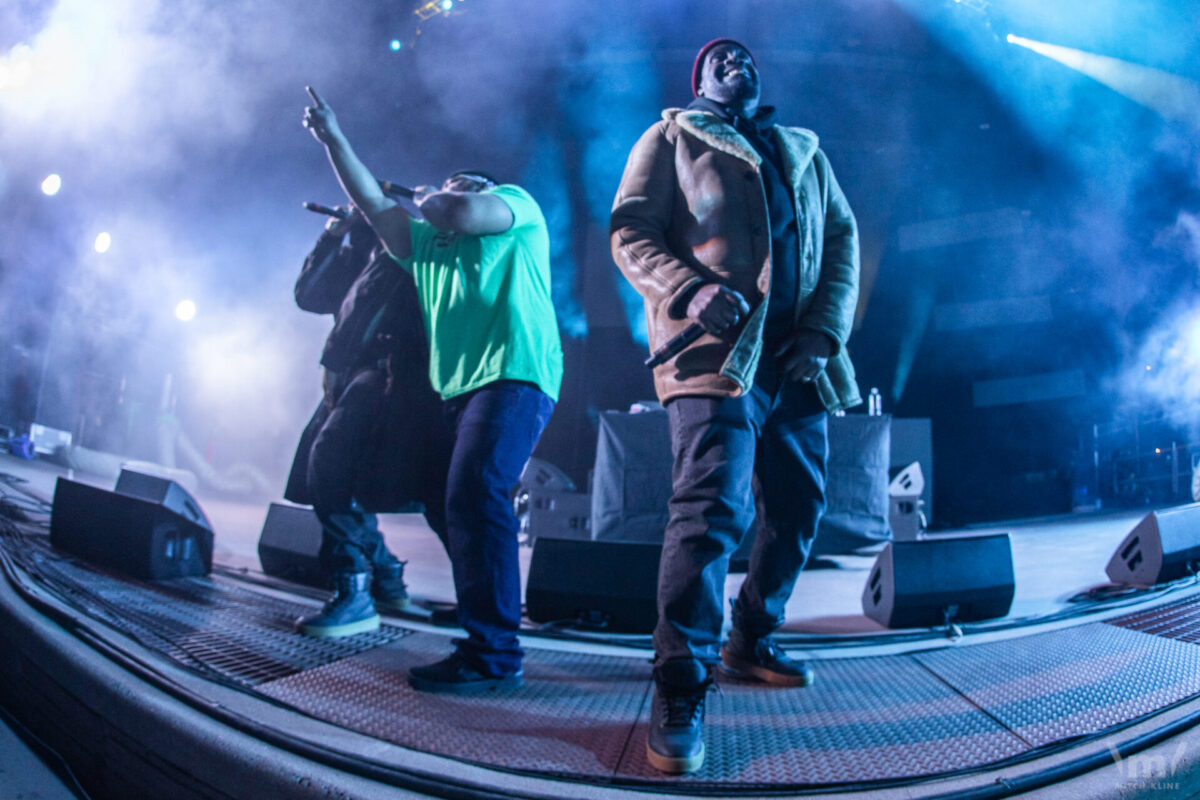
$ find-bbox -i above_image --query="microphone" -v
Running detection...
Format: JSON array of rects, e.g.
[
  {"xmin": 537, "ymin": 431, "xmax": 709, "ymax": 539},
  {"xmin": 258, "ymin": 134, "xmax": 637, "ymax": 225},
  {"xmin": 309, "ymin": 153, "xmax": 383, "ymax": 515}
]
[
  {"xmin": 645, "ymin": 323, "xmax": 705, "ymax": 368},
  {"xmin": 379, "ymin": 180, "xmax": 415, "ymax": 199},
  {"xmin": 303, "ymin": 201, "xmax": 347, "ymax": 219},
  {"xmin": 304, "ymin": 179, "xmax": 413, "ymax": 219}
]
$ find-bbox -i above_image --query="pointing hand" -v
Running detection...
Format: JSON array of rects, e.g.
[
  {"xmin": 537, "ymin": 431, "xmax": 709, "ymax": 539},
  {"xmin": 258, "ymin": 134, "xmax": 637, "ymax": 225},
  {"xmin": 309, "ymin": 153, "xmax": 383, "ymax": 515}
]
[{"xmin": 302, "ymin": 86, "xmax": 341, "ymax": 145}]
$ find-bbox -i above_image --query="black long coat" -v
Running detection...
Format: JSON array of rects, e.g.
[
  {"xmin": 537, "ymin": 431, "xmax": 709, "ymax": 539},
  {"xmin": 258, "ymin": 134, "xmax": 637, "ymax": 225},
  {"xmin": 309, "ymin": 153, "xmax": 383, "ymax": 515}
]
[{"xmin": 283, "ymin": 221, "xmax": 446, "ymax": 512}]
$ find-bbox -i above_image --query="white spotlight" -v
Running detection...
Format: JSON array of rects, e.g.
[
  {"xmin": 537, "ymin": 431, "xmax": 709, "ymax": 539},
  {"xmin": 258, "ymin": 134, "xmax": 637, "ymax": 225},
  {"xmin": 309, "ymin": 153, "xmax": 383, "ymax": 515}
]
[
  {"xmin": 175, "ymin": 299, "xmax": 197, "ymax": 322},
  {"xmin": 1005, "ymin": 35, "xmax": 1200, "ymax": 126},
  {"xmin": 41, "ymin": 174, "xmax": 62, "ymax": 195},
  {"xmin": 93, "ymin": 232, "xmax": 111, "ymax": 253}
]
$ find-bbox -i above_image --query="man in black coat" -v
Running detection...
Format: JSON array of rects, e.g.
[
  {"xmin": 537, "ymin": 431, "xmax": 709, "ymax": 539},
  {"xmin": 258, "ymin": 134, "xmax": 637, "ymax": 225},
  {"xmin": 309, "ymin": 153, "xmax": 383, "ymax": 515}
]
[{"xmin": 285, "ymin": 207, "xmax": 448, "ymax": 638}]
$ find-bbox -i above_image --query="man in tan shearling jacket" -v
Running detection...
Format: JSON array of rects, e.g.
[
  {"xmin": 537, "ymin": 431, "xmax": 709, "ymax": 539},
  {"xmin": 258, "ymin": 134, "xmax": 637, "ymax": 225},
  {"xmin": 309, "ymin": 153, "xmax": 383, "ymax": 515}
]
[{"xmin": 611, "ymin": 39, "xmax": 861, "ymax": 774}]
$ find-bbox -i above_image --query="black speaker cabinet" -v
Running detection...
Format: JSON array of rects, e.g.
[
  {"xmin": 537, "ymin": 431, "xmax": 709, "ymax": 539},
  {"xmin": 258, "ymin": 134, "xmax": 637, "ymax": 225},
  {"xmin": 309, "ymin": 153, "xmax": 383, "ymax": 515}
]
[
  {"xmin": 50, "ymin": 478, "xmax": 213, "ymax": 580},
  {"xmin": 1106, "ymin": 504, "xmax": 1200, "ymax": 586},
  {"xmin": 861, "ymin": 534, "xmax": 1015, "ymax": 629},
  {"xmin": 526, "ymin": 537, "xmax": 661, "ymax": 633},
  {"xmin": 257, "ymin": 502, "xmax": 327, "ymax": 588},
  {"xmin": 115, "ymin": 468, "xmax": 212, "ymax": 531}
]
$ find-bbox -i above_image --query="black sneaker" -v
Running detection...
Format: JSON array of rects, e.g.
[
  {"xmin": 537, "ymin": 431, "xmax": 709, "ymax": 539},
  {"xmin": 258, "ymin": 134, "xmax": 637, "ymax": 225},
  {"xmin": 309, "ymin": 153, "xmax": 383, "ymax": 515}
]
[
  {"xmin": 428, "ymin": 604, "xmax": 459, "ymax": 627},
  {"xmin": 372, "ymin": 561, "xmax": 411, "ymax": 612},
  {"xmin": 646, "ymin": 660, "xmax": 711, "ymax": 774},
  {"xmin": 297, "ymin": 572, "xmax": 380, "ymax": 638},
  {"xmin": 407, "ymin": 653, "xmax": 523, "ymax": 694},
  {"xmin": 720, "ymin": 629, "xmax": 814, "ymax": 687}
]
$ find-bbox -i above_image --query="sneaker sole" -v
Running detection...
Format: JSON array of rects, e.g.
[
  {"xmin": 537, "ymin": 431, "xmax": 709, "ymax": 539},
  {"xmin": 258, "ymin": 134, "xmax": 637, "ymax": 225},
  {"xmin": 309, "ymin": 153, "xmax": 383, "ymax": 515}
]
[
  {"xmin": 407, "ymin": 672, "xmax": 523, "ymax": 695},
  {"xmin": 646, "ymin": 740, "xmax": 705, "ymax": 774},
  {"xmin": 298, "ymin": 614, "xmax": 381, "ymax": 638},
  {"xmin": 720, "ymin": 649, "xmax": 814, "ymax": 687}
]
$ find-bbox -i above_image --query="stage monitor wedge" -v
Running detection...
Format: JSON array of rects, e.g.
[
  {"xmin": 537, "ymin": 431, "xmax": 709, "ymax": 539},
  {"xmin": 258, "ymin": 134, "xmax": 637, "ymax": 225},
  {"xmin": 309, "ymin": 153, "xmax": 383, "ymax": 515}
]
[
  {"xmin": 862, "ymin": 534, "xmax": 1015, "ymax": 629},
  {"xmin": 526, "ymin": 537, "xmax": 660, "ymax": 633},
  {"xmin": 257, "ymin": 503, "xmax": 328, "ymax": 588},
  {"xmin": 115, "ymin": 468, "xmax": 212, "ymax": 531},
  {"xmin": 1106, "ymin": 504, "xmax": 1200, "ymax": 587},
  {"xmin": 50, "ymin": 478, "xmax": 213, "ymax": 580},
  {"xmin": 255, "ymin": 503, "xmax": 326, "ymax": 592}
]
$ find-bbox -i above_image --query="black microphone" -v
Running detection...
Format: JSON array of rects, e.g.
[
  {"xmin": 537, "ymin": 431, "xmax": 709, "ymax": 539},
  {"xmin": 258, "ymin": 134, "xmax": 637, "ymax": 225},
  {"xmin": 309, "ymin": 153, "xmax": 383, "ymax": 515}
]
[
  {"xmin": 645, "ymin": 323, "xmax": 705, "ymax": 368},
  {"xmin": 303, "ymin": 201, "xmax": 347, "ymax": 219},
  {"xmin": 379, "ymin": 180, "xmax": 415, "ymax": 199}
]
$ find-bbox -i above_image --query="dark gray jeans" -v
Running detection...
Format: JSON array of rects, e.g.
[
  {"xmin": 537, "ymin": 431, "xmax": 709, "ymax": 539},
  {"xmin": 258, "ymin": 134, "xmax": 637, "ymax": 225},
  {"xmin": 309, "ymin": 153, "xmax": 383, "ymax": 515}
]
[{"xmin": 654, "ymin": 378, "xmax": 827, "ymax": 675}]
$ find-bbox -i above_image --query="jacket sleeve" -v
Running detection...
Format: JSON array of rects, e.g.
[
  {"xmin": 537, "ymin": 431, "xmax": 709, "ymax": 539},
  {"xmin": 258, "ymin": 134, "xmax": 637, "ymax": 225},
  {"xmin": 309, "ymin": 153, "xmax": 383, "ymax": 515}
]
[
  {"xmin": 295, "ymin": 223, "xmax": 375, "ymax": 314},
  {"xmin": 610, "ymin": 122, "xmax": 705, "ymax": 317},
  {"xmin": 798, "ymin": 151, "xmax": 859, "ymax": 353}
]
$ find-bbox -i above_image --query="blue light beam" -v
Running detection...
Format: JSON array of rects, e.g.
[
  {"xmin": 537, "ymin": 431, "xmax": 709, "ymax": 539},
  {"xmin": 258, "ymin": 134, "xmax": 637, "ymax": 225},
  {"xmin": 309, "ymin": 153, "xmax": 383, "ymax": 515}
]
[{"xmin": 1007, "ymin": 35, "xmax": 1200, "ymax": 129}]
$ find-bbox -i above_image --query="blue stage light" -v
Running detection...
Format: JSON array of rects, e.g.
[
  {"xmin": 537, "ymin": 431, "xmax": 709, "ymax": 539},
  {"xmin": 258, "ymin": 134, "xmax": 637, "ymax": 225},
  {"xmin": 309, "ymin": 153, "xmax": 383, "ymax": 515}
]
[
  {"xmin": 390, "ymin": 39, "xmax": 402, "ymax": 51},
  {"xmin": 1006, "ymin": 35, "xmax": 1200, "ymax": 126},
  {"xmin": 441, "ymin": 0, "xmax": 452, "ymax": 10}
]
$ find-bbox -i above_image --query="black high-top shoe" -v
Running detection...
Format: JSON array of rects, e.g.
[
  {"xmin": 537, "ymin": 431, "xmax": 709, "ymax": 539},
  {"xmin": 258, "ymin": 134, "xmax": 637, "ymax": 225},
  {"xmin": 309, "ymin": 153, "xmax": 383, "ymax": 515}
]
[
  {"xmin": 647, "ymin": 659, "xmax": 713, "ymax": 774},
  {"xmin": 721, "ymin": 627, "xmax": 814, "ymax": 687},
  {"xmin": 296, "ymin": 571, "xmax": 380, "ymax": 638},
  {"xmin": 371, "ymin": 561, "xmax": 411, "ymax": 612}
]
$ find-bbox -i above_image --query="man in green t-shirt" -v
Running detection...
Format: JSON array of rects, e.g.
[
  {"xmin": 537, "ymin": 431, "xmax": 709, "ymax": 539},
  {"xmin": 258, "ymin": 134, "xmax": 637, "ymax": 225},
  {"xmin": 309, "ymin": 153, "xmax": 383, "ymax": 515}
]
[{"xmin": 303, "ymin": 86, "xmax": 562, "ymax": 693}]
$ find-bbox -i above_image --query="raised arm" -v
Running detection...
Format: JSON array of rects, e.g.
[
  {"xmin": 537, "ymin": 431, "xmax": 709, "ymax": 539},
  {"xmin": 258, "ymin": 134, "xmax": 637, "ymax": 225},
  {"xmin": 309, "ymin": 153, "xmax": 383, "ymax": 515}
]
[
  {"xmin": 302, "ymin": 86, "xmax": 413, "ymax": 261},
  {"xmin": 295, "ymin": 209, "xmax": 373, "ymax": 313}
]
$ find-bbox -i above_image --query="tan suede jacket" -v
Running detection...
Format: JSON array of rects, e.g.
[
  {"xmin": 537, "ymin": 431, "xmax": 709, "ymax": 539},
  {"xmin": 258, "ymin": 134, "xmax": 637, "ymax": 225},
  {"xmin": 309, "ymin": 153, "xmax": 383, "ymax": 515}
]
[{"xmin": 611, "ymin": 108, "xmax": 862, "ymax": 411}]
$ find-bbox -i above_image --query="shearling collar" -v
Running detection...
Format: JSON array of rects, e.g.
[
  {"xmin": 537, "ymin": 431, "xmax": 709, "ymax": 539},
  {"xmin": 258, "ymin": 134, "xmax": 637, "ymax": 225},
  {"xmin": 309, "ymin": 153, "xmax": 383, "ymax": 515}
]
[{"xmin": 663, "ymin": 107, "xmax": 820, "ymax": 179}]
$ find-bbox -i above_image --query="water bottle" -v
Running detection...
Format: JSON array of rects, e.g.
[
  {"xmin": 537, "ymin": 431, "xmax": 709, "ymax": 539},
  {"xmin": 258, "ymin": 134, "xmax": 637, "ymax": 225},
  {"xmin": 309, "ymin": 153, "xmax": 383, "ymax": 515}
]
[{"xmin": 868, "ymin": 387, "xmax": 882, "ymax": 416}]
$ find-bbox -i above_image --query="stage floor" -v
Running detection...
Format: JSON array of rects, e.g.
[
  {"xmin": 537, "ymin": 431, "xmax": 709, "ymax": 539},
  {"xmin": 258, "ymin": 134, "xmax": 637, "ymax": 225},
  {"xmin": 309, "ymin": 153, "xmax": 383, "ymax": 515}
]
[{"xmin": 4, "ymin": 452, "xmax": 1200, "ymax": 798}]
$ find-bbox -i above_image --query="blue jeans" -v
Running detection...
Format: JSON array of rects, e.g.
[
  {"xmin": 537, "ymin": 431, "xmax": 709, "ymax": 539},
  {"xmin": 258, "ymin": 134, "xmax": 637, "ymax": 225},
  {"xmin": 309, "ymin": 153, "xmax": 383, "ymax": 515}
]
[
  {"xmin": 442, "ymin": 381, "xmax": 554, "ymax": 676},
  {"xmin": 654, "ymin": 378, "xmax": 827, "ymax": 675}
]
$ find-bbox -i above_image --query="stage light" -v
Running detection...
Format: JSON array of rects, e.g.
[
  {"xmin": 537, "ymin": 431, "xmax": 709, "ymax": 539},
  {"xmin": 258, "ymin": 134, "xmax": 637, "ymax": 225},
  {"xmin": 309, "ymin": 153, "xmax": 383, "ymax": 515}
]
[
  {"xmin": 414, "ymin": 0, "xmax": 463, "ymax": 20},
  {"xmin": 175, "ymin": 300, "xmax": 196, "ymax": 322},
  {"xmin": 390, "ymin": 39, "xmax": 402, "ymax": 51},
  {"xmin": 94, "ymin": 232, "xmax": 111, "ymax": 253},
  {"xmin": 41, "ymin": 174, "xmax": 62, "ymax": 195},
  {"xmin": 1006, "ymin": 35, "xmax": 1200, "ymax": 127}
]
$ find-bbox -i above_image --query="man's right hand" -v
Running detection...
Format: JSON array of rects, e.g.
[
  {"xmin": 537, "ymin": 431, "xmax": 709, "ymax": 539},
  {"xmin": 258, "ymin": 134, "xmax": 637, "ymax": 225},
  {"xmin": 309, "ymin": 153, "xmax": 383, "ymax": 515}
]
[
  {"xmin": 686, "ymin": 283, "xmax": 751, "ymax": 335},
  {"xmin": 324, "ymin": 205, "xmax": 362, "ymax": 235}
]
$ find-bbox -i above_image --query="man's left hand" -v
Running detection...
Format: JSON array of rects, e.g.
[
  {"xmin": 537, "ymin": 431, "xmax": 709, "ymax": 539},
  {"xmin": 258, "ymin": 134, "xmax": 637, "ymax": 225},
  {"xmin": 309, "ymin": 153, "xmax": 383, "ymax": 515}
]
[
  {"xmin": 302, "ymin": 86, "xmax": 342, "ymax": 145},
  {"xmin": 776, "ymin": 330, "xmax": 835, "ymax": 383}
]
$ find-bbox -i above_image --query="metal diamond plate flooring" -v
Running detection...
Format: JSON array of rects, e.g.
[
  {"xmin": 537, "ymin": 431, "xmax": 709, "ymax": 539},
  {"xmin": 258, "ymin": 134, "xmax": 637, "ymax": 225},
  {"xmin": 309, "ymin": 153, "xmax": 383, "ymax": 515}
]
[
  {"xmin": 16, "ymin": 540, "xmax": 406, "ymax": 684},
  {"xmin": 1112, "ymin": 593, "xmax": 1200, "ymax": 643},
  {"xmin": 618, "ymin": 655, "xmax": 1028, "ymax": 786},
  {"xmin": 915, "ymin": 623, "xmax": 1200, "ymax": 748},
  {"xmin": 13, "ymin": 528, "xmax": 1200, "ymax": 789},
  {"xmin": 257, "ymin": 621, "xmax": 1200, "ymax": 786},
  {"xmin": 258, "ymin": 635, "xmax": 1033, "ymax": 785},
  {"xmin": 259, "ymin": 631, "xmax": 653, "ymax": 776}
]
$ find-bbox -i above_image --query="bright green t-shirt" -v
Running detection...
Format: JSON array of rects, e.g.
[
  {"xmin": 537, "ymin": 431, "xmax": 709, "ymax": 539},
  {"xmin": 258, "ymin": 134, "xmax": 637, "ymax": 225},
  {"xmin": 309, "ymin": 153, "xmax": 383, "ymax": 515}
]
[{"xmin": 393, "ymin": 184, "xmax": 563, "ymax": 402}]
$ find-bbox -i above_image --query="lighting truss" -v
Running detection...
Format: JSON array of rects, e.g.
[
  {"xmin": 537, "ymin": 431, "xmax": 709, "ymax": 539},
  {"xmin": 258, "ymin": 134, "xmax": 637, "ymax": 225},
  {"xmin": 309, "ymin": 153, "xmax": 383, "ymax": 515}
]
[{"xmin": 414, "ymin": 0, "xmax": 463, "ymax": 21}]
